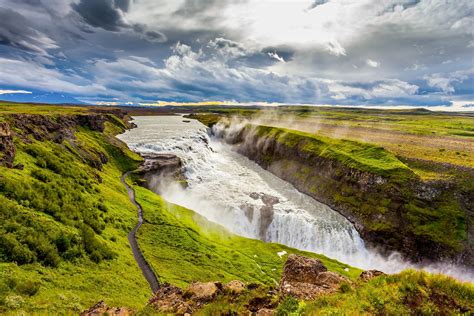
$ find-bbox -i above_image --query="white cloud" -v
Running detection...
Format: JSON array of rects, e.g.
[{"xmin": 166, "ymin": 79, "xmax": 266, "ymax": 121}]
[
  {"xmin": 329, "ymin": 79, "xmax": 418, "ymax": 100},
  {"xmin": 325, "ymin": 40, "xmax": 346, "ymax": 57},
  {"xmin": 268, "ymin": 52, "xmax": 285, "ymax": 63},
  {"xmin": 89, "ymin": 43, "xmax": 423, "ymax": 105},
  {"xmin": 0, "ymin": 57, "xmax": 107, "ymax": 95},
  {"xmin": 0, "ymin": 89, "xmax": 32, "ymax": 95},
  {"xmin": 366, "ymin": 59, "xmax": 380, "ymax": 68},
  {"xmin": 424, "ymin": 69, "xmax": 474, "ymax": 94}
]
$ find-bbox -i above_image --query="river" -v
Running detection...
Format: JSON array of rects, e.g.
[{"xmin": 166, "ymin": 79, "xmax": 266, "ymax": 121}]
[{"xmin": 118, "ymin": 115, "xmax": 473, "ymax": 282}]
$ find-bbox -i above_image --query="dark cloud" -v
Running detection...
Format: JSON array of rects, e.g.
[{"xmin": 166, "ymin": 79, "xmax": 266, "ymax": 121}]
[
  {"xmin": 0, "ymin": 0, "xmax": 472, "ymax": 107},
  {"xmin": 115, "ymin": 0, "xmax": 132, "ymax": 12},
  {"xmin": 73, "ymin": 0, "xmax": 128, "ymax": 31},
  {"xmin": 0, "ymin": 7, "xmax": 56, "ymax": 54},
  {"xmin": 308, "ymin": 0, "xmax": 330, "ymax": 10},
  {"xmin": 73, "ymin": 0, "xmax": 166, "ymax": 42},
  {"xmin": 144, "ymin": 30, "xmax": 167, "ymax": 43}
]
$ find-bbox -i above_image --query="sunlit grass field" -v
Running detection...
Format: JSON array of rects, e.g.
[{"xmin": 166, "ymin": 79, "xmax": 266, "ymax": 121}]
[{"xmin": 252, "ymin": 107, "xmax": 474, "ymax": 171}]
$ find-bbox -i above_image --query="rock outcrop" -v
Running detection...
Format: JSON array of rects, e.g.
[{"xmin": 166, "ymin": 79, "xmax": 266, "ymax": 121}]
[
  {"xmin": 148, "ymin": 284, "xmax": 194, "ymax": 314},
  {"xmin": 148, "ymin": 282, "xmax": 224, "ymax": 314},
  {"xmin": 224, "ymin": 280, "xmax": 246, "ymax": 294},
  {"xmin": 135, "ymin": 153, "xmax": 186, "ymax": 193},
  {"xmin": 0, "ymin": 111, "xmax": 133, "ymax": 171},
  {"xmin": 279, "ymin": 254, "xmax": 348, "ymax": 300},
  {"xmin": 185, "ymin": 281, "xmax": 222, "ymax": 301},
  {"xmin": 10, "ymin": 113, "xmax": 108, "ymax": 143},
  {"xmin": 0, "ymin": 122, "xmax": 15, "ymax": 168},
  {"xmin": 80, "ymin": 300, "xmax": 133, "ymax": 316},
  {"xmin": 359, "ymin": 269, "xmax": 386, "ymax": 281}
]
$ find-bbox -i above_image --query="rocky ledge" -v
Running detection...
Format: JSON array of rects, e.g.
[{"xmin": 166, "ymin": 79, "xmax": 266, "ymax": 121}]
[
  {"xmin": 0, "ymin": 122, "xmax": 15, "ymax": 168},
  {"xmin": 134, "ymin": 153, "xmax": 187, "ymax": 193}
]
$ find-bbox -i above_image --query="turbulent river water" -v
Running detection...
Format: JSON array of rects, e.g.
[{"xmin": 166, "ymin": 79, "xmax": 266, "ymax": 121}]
[{"xmin": 118, "ymin": 116, "xmax": 473, "ymax": 282}]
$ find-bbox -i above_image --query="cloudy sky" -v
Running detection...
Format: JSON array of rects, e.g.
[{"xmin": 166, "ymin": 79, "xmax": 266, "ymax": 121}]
[{"xmin": 0, "ymin": 0, "xmax": 473, "ymax": 108}]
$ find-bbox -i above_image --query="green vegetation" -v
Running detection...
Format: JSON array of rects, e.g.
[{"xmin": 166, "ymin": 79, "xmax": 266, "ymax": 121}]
[
  {"xmin": 198, "ymin": 270, "xmax": 473, "ymax": 315},
  {"xmin": 0, "ymin": 102, "xmax": 88, "ymax": 115},
  {"xmin": 303, "ymin": 270, "xmax": 473, "ymax": 315},
  {"xmin": 0, "ymin": 107, "xmax": 152, "ymax": 313},
  {"xmin": 253, "ymin": 124, "xmax": 412, "ymax": 178},
  {"xmin": 0, "ymin": 103, "xmax": 360, "ymax": 313},
  {"xmin": 186, "ymin": 106, "xmax": 474, "ymax": 170}
]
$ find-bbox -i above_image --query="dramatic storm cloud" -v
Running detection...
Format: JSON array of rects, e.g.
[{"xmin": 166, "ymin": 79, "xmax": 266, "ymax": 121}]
[{"xmin": 0, "ymin": 0, "xmax": 472, "ymax": 108}]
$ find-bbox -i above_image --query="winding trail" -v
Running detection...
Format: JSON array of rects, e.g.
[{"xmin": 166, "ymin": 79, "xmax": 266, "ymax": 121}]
[{"xmin": 121, "ymin": 171, "xmax": 160, "ymax": 293}]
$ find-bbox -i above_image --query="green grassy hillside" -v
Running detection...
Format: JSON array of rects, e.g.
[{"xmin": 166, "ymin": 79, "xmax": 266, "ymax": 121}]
[
  {"xmin": 253, "ymin": 124, "xmax": 412, "ymax": 178},
  {"xmin": 0, "ymin": 111, "xmax": 153, "ymax": 313},
  {"xmin": 302, "ymin": 270, "xmax": 474, "ymax": 315}
]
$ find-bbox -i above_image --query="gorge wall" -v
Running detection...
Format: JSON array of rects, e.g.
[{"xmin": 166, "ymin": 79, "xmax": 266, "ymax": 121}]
[{"xmin": 207, "ymin": 120, "xmax": 473, "ymax": 266}]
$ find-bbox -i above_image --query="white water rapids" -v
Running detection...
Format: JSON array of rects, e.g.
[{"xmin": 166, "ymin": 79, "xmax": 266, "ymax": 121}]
[{"xmin": 118, "ymin": 116, "xmax": 473, "ymax": 282}]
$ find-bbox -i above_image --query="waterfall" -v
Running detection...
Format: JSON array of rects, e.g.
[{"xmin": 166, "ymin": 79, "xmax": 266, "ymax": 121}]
[{"xmin": 118, "ymin": 115, "xmax": 474, "ymax": 282}]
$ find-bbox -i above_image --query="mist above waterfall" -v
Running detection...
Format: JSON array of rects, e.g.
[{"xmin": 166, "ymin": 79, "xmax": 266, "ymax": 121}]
[{"xmin": 118, "ymin": 115, "xmax": 474, "ymax": 282}]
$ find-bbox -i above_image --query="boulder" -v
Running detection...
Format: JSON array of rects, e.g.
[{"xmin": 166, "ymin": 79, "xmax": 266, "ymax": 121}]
[
  {"xmin": 224, "ymin": 280, "xmax": 246, "ymax": 294},
  {"xmin": 279, "ymin": 254, "xmax": 348, "ymax": 300},
  {"xmin": 185, "ymin": 282, "xmax": 221, "ymax": 301},
  {"xmin": 80, "ymin": 300, "xmax": 133, "ymax": 316},
  {"xmin": 359, "ymin": 270, "xmax": 386, "ymax": 282},
  {"xmin": 256, "ymin": 308, "xmax": 275, "ymax": 315},
  {"xmin": 148, "ymin": 284, "xmax": 193, "ymax": 315},
  {"xmin": 281, "ymin": 254, "xmax": 327, "ymax": 284}
]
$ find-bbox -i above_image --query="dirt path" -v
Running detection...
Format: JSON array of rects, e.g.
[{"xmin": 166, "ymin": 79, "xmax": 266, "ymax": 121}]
[{"xmin": 121, "ymin": 171, "xmax": 160, "ymax": 293}]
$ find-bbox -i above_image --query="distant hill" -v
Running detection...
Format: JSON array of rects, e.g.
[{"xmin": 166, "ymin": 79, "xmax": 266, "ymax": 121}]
[{"xmin": 0, "ymin": 91, "xmax": 85, "ymax": 105}]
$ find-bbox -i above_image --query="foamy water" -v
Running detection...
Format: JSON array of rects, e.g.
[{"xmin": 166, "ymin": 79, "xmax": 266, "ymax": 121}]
[{"xmin": 118, "ymin": 115, "xmax": 473, "ymax": 282}]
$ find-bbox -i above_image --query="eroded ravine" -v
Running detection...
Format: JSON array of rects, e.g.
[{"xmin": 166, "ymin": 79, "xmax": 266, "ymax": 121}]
[{"xmin": 118, "ymin": 116, "xmax": 474, "ymax": 282}]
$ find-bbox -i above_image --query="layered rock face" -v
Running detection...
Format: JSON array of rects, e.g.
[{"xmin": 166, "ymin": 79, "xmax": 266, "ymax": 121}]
[
  {"xmin": 134, "ymin": 153, "xmax": 186, "ymax": 193},
  {"xmin": 211, "ymin": 123, "xmax": 473, "ymax": 265},
  {"xmin": 0, "ymin": 122, "xmax": 15, "ymax": 168}
]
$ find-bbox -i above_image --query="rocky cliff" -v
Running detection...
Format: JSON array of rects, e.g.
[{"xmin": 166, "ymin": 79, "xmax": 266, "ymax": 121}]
[
  {"xmin": 209, "ymin": 121, "xmax": 473, "ymax": 266},
  {"xmin": 0, "ymin": 122, "xmax": 15, "ymax": 168}
]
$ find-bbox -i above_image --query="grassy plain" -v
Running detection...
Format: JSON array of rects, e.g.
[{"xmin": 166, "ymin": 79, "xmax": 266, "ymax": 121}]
[{"xmin": 247, "ymin": 107, "xmax": 474, "ymax": 172}]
